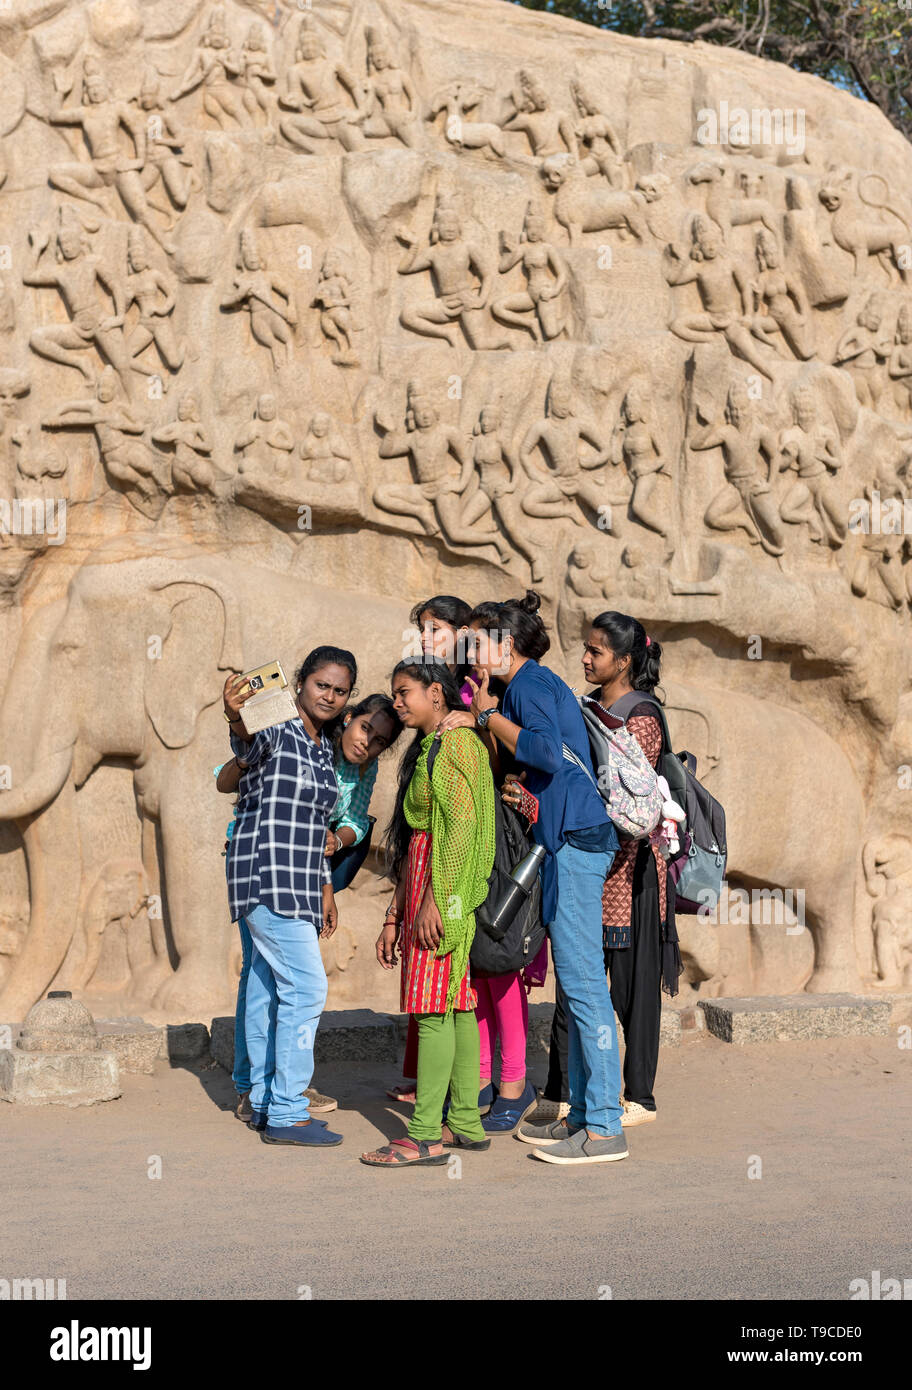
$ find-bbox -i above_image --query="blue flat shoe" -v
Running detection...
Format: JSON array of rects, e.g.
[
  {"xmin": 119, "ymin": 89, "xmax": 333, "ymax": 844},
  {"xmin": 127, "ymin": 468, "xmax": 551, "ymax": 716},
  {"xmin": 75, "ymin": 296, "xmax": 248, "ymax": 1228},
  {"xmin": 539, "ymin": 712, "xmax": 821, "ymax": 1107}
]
[
  {"xmin": 262, "ymin": 1120, "xmax": 341, "ymax": 1146},
  {"xmin": 480, "ymin": 1080, "xmax": 537, "ymax": 1134},
  {"xmin": 442, "ymin": 1081, "xmax": 498, "ymax": 1125},
  {"xmin": 246, "ymin": 1109, "xmax": 268, "ymax": 1132}
]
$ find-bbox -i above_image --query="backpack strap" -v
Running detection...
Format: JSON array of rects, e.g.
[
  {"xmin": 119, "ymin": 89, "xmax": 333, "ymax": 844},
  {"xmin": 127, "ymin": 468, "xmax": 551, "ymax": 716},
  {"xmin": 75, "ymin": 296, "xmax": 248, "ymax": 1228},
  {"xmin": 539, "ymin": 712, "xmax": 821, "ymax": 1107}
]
[
  {"xmin": 610, "ymin": 691, "xmax": 672, "ymax": 759},
  {"xmin": 426, "ymin": 736, "xmax": 441, "ymax": 779}
]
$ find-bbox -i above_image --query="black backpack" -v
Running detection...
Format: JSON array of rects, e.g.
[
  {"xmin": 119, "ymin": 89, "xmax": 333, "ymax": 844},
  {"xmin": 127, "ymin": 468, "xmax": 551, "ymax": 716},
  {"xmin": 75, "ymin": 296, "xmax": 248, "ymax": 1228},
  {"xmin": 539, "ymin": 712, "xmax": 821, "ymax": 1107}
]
[
  {"xmin": 608, "ymin": 691, "xmax": 727, "ymax": 914},
  {"xmin": 426, "ymin": 739, "xmax": 545, "ymax": 974}
]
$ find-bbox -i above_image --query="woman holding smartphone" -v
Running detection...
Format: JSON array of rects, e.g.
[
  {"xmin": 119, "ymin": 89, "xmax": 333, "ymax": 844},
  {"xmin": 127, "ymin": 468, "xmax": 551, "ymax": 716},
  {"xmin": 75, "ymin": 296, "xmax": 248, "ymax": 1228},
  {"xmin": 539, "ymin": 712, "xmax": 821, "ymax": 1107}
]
[{"xmin": 223, "ymin": 645, "xmax": 355, "ymax": 1148}]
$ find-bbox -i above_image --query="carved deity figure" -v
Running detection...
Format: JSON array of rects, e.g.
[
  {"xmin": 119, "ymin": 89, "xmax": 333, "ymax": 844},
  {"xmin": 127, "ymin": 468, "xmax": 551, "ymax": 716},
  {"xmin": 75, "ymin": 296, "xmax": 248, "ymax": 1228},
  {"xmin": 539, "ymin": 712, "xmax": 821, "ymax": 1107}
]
[
  {"xmin": 239, "ymin": 23, "xmax": 277, "ymax": 129},
  {"xmin": 749, "ymin": 227, "xmax": 815, "ymax": 361},
  {"xmin": 278, "ymin": 16, "xmax": 365, "ymax": 153},
  {"xmin": 235, "ymin": 393, "xmax": 295, "ymax": 480},
  {"xmin": 374, "ymin": 383, "xmax": 500, "ymax": 557},
  {"xmin": 463, "ymin": 400, "xmax": 537, "ymax": 572},
  {"xmin": 493, "ymin": 204, "xmax": 567, "ymax": 343},
  {"xmin": 689, "ymin": 382, "xmax": 785, "ymax": 556},
  {"xmin": 24, "ymin": 207, "xmax": 135, "ymax": 399},
  {"xmin": 48, "ymin": 57, "xmax": 173, "ymax": 255},
  {"xmin": 313, "ymin": 248, "xmax": 360, "ymax": 365},
  {"xmin": 519, "ymin": 376, "xmax": 617, "ymax": 531},
  {"xmin": 170, "ymin": 7, "xmax": 253, "ymax": 130},
  {"xmin": 151, "ymin": 390, "xmax": 214, "ymax": 493},
  {"xmin": 397, "ymin": 199, "xmax": 508, "ymax": 350},
  {"xmin": 863, "ymin": 837, "xmax": 912, "ymax": 988},
  {"xmin": 359, "ymin": 27, "xmax": 419, "ymax": 148},
  {"xmin": 501, "ymin": 69, "xmax": 576, "ymax": 159},
  {"xmin": 44, "ymin": 366, "xmax": 163, "ymax": 502},
  {"xmin": 300, "ymin": 412, "xmax": 353, "ymax": 485},
  {"xmin": 850, "ymin": 436, "xmax": 912, "ymax": 609},
  {"xmin": 566, "ymin": 542, "xmax": 611, "ymax": 599},
  {"xmin": 570, "ymin": 77, "xmax": 624, "ymax": 186},
  {"xmin": 136, "ymin": 68, "xmax": 200, "ymax": 215},
  {"xmin": 124, "ymin": 228, "xmax": 188, "ymax": 388},
  {"xmin": 834, "ymin": 293, "xmax": 892, "ymax": 409},
  {"xmin": 888, "ymin": 301, "xmax": 912, "ymax": 415},
  {"xmin": 664, "ymin": 215, "xmax": 775, "ymax": 380},
  {"xmin": 221, "ymin": 228, "xmax": 297, "ymax": 370},
  {"xmin": 610, "ymin": 382, "xmax": 672, "ymax": 547},
  {"xmin": 778, "ymin": 385, "xmax": 846, "ymax": 546}
]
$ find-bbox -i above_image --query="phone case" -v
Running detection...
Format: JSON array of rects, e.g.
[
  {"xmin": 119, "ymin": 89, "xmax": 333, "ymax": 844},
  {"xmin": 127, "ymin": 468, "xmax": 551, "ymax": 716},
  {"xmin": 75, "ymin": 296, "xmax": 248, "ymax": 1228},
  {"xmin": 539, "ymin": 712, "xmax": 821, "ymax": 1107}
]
[
  {"xmin": 515, "ymin": 784, "xmax": 540, "ymax": 825},
  {"xmin": 241, "ymin": 685, "xmax": 298, "ymax": 735}
]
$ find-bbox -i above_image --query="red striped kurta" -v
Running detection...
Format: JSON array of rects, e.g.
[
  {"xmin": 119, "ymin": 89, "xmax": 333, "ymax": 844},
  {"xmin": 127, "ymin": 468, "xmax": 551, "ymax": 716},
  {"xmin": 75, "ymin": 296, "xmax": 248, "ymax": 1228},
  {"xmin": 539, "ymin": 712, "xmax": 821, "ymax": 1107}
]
[{"xmin": 400, "ymin": 830, "xmax": 475, "ymax": 1015}]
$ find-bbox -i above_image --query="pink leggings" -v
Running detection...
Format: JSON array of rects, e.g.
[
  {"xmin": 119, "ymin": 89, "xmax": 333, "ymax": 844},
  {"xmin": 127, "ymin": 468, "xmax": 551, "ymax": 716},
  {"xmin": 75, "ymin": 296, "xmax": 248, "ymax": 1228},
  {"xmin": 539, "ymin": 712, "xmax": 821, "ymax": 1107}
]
[{"xmin": 475, "ymin": 972, "xmax": 529, "ymax": 1084}]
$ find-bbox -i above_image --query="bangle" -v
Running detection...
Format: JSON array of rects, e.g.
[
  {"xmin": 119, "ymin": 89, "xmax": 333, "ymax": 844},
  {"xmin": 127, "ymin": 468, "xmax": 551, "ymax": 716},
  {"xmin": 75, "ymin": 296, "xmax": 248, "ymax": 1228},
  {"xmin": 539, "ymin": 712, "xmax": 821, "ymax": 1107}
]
[{"xmin": 223, "ymin": 710, "xmax": 242, "ymax": 724}]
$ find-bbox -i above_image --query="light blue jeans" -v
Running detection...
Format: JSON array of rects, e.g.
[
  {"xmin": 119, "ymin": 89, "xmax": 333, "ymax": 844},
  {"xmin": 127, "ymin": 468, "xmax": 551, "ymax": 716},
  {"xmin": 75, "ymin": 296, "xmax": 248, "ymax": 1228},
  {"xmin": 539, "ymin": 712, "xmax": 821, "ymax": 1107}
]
[
  {"xmin": 548, "ymin": 843, "xmax": 624, "ymax": 1138},
  {"xmin": 244, "ymin": 902, "xmax": 328, "ymax": 1126},
  {"xmin": 232, "ymin": 916, "xmax": 253, "ymax": 1095}
]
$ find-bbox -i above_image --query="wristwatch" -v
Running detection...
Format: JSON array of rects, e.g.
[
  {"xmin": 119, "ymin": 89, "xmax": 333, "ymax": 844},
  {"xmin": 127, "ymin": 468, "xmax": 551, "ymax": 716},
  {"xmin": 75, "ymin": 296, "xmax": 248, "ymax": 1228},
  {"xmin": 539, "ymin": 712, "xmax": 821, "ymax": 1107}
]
[{"xmin": 476, "ymin": 706, "xmax": 497, "ymax": 729}]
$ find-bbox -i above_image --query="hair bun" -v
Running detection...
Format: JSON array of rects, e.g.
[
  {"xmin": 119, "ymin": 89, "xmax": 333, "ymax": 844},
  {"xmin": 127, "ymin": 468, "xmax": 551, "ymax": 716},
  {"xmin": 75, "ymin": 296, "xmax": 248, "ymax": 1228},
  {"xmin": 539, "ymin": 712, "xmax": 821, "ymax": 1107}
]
[{"xmin": 516, "ymin": 589, "xmax": 542, "ymax": 616}]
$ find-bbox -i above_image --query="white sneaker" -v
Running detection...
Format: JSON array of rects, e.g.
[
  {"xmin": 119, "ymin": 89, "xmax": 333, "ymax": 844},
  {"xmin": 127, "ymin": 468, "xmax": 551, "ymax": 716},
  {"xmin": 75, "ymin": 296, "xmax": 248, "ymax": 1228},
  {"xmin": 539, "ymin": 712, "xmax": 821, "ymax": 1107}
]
[
  {"xmin": 621, "ymin": 1101, "xmax": 656, "ymax": 1127},
  {"xmin": 523, "ymin": 1097, "xmax": 570, "ymax": 1126}
]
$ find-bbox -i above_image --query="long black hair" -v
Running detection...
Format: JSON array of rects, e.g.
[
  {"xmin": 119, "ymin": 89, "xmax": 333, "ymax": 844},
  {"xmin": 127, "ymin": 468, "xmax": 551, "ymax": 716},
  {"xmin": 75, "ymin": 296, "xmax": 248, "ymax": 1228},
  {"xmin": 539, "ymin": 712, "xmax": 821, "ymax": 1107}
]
[
  {"xmin": 468, "ymin": 589, "xmax": 550, "ymax": 661},
  {"xmin": 294, "ymin": 645, "xmax": 358, "ymax": 694},
  {"xmin": 328, "ymin": 693, "xmax": 403, "ymax": 760},
  {"xmin": 591, "ymin": 611, "xmax": 663, "ymax": 695},
  {"xmin": 409, "ymin": 593, "xmax": 473, "ymax": 684},
  {"xmin": 384, "ymin": 658, "xmax": 468, "ymax": 881}
]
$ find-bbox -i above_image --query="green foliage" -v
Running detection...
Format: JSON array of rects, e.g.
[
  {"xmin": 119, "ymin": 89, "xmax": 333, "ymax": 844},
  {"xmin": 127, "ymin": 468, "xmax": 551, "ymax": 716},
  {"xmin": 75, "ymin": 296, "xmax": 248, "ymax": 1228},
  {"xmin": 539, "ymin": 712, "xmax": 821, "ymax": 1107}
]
[{"xmin": 512, "ymin": 1, "xmax": 912, "ymax": 141}]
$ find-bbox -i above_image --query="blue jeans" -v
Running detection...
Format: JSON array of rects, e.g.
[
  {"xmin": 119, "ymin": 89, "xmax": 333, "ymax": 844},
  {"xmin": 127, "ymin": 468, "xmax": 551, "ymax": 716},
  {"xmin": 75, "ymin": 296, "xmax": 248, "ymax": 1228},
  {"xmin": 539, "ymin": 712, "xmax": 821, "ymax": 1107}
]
[
  {"xmin": 244, "ymin": 902, "xmax": 328, "ymax": 1125},
  {"xmin": 548, "ymin": 843, "xmax": 624, "ymax": 1137},
  {"xmin": 232, "ymin": 916, "xmax": 253, "ymax": 1094}
]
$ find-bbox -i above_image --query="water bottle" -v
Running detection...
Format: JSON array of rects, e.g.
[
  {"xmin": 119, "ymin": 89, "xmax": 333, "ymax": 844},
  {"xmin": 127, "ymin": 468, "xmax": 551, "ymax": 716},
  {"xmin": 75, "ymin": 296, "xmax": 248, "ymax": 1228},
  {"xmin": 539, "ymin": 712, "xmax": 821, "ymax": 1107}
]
[{"xmin": 485, "ymin": 843, "xmax": 546, "ymax": 938}]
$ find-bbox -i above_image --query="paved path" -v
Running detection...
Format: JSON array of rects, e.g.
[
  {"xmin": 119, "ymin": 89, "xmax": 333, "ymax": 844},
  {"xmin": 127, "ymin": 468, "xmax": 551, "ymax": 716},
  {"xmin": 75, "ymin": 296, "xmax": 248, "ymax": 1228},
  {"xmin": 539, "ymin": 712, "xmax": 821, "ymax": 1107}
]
[{"xmin": 3, "ymin": 1032, "xmax": 909, "ymax": 1301}]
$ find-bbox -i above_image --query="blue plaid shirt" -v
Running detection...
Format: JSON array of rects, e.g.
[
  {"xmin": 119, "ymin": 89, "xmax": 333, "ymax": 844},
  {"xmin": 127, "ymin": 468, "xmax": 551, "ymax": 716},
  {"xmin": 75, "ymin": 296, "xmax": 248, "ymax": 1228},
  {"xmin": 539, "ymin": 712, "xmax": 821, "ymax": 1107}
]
[{"xmin": 227, "ymin": 719, "xmax": 338, "ymax": 924}]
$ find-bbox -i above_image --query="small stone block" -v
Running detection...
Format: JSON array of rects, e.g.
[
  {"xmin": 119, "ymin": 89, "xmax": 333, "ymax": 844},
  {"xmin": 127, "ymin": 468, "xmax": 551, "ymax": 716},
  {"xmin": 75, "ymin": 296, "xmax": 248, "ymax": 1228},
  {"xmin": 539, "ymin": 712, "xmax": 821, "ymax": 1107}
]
[
  {"xmin": 95, "ymin": 1018, "xmax": 162, "ymax": 1074},
  {"xmin": 316, "ymin": 1010, "xmax": 399, "ymax": 1063},
  {"xmin": 161, "ymin": 1022, "xmax": 210, "ymax": 1061},
  {"xmin": 699, "ymin": 994, "xmax": 892, "ymax": 1044},
  {"xmin": 0, "ymin": 1047, "xmax": 120, "ymax": 1106},
  {"xmin": 209, "ymin": 1016, "xmax": 235, "ymax": 1074}
]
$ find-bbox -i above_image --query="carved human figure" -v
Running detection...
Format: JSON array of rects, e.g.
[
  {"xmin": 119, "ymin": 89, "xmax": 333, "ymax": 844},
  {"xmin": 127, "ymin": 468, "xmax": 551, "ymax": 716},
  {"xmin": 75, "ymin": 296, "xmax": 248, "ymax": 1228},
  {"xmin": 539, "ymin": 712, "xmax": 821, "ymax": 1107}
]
[
  {"xmin": 239, "ymin": 23, "xmax": 277, "ymax": 128},
  {"xmin": 664, "ymin": 215, "xmax": 775, "ymax": 380},
  {"xmin": 428, "ymin": 83, "xmax": 505, "ymax": 159},
  {"xmin": 833, "ymin": 293, "xmax": 892, "ymax": 409},
  {"xmin": 493, "ymin": 204, "xmax": 567, "ymax": 343},
  {"xmin": 463, "ymin": 400, "xmax": 537, "ymax": 572},
  {"xmin": 313, "ymin": 248, "xmax": 360, "ymax": 365},
  {"xmin": 170, "ymin": 7, "xmax": 253, "ymax": 130},
  {"xmin": 374, "ymin": 383, "xmax": 499, "ymax": 556},
  {"xmin": 0, "ymin": 369, "xmax": 29, "ymax": 444},
  {"xmin": 818, "ymin": 168, "xmax": 912, "ymax": 285},
  {"xmin": 777, "ymin": 385, "xmax": 846, "ymax": 546},
  {"xmin": 221, "ymin": 228, "xmax": 297, "ymax": 370},
  {"xmin": 566, "ymin": 542, "xmax": 611, "ymax": 599},
  {"xmin": 888, "ymin": 301, "xmax": 912, "ymax": 414},
  {"xmin": 24, "ymin": 208, "xmax": 134, "ymax": 399},
  {"xmin": 689, "ymin": 383, "xmax": 785, "ymax": 556},
  {"xmin": 151, "ymin": 390, "xmax": 214, "ymax": 493},
  {"xmin": 610, "ymin": 382, "xmax": 672, "ymax": 546},
  {"xmin": 359, "ymin": 27, "xmax": 419, "ymax": 148},
  {"xmin": 136, "ymin": 68, "xmax": 200, "ymax": 215},
  {"xmin": 501, "ymin": 69, "xmax": 576, "ymax": 159},
  {"xmin": 850, "ymin": 440, "xmax": 912, "ymax": 609},
  {"xmin": 300, "ymin": 412, "xmax": 353, "ymax": 485},
  {"xmin": 48, "ymin": 58, "xmax": 173, "ymax": 255},
  {"xmin": 123, "ymin": 228, "xmax": 188, "ymax": 388},
  {"xmin": 519, "ymin": 376, "xmax": 617, "ymax": 531},
  {"xmin": 277, "ymin": 16, "xmax": 365, "ymax": 153},
  {"xmin": 11, "ymin": 424, "xmax": 67, "ymax": 501},
  {"xmin": 397, "ymin": 201, "xmax": 508, "ymax": 350},
  {"xmin": 749, "ymin": 227, "xmax": 815, "ymax": 361},
  {"xmin": 570, "ymin": 77, "xmax": 624, "ymax": 186},
  {"xmin": 43, "ymin": 366, "xmax": 163, "ymax": 501},
  {"xmin": 235, "ymin": 393, "xmax": 295, "ymax": 480},
  {"xmin": 863, "ymin": 836, "xmax": 912, "ymax": 988}
]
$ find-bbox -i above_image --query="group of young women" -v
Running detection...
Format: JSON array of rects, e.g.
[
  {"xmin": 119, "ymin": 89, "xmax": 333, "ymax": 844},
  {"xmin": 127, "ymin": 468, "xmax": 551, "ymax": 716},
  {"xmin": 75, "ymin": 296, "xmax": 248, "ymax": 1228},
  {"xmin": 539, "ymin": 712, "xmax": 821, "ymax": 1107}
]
[{"xmin": 218, "ymin": 590, "xmax": 682, "ymax": 1168}]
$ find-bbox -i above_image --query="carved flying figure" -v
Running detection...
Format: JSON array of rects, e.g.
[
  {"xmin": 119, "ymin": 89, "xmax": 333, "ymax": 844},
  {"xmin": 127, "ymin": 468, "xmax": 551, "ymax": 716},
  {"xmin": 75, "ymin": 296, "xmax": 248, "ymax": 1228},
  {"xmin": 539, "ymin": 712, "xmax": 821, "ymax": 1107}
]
[
  {"xmin": 833, "ymin": 292, "xmax": 892, "ymax": 409},
  {"xmin": 396, "ymin": 198, "xmax": 509, "ymax": 350},
  {"xmin": 888, "ymin": 301, "xmax": 912, "ymax": 415},
  {"xmin": 359, "ymin": 27, "xmax": 420, "ymax": 148},
  {"xmin": 849, "ymin": 426, "xmax": 912, "ymax": 609},
  {"xmin": 500, "ymin": 69, "xmax": 576, "ymax": 160},
  {"xmin": 610, "ymin": 381, "xmax": 673, "ymax": 552},
  {"xmin": 170, "ymin": 6, "xmax": 253, "ymax": 130},
  {"xmin": 570, "ymin": 77, "xmax": 625, "ymax": 187},
  {"xmin": 749, "ymin": 227, "xmax": 815, "ymax": 361},
  {"xmin": 123, "ymin": 228, "xmax": 189, "ymax": 390},
  {"xmin": 278, "ymin": 15, "xmax": 365, "ymax": 153},
  {"xmin": 238, "ymin": 23, "xmax": 277, "ymax": 129},
  {"xmin": 493, "ymin": 203, "xmax": 568, "ymax": 344},
  {"xmin": 777, "ymin": 384, "xmax": 847, "ymax": 547},
  {"xmin": 519, "ymin": 374, "xmax": 618, "ymax": 531},
  {"xmin": 464, "ymin": 399, "xmax": 536, "ymax": 573},
  {"xmin": 221, "ymin": 228, "xmax": 297, "ymax": 370},
  {"xmin": 43, "ymin": 365, "xmax": 165, "ymax": 504},
  {"xmin": 313, "ymin": 248, "xmax": 361, "ymax": 366},
  {"xmin": 135, "ymin": 68, "xmax": 201, "ymax": 216}
]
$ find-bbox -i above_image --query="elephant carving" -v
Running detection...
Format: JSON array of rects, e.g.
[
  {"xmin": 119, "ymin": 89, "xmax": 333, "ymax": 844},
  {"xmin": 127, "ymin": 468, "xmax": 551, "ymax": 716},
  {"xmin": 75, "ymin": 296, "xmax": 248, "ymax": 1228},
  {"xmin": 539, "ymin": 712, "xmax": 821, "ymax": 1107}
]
[
  {"xmin": 863, "ymin": 835, "xmax": 912, "ymax": 988},
  {"xmin": 663, "ymin": 679, "xmax": 865, "ymax": 994},
  {"xmin": 0, "ymin": 534, "xmax": 411, "ymax": 1021}
]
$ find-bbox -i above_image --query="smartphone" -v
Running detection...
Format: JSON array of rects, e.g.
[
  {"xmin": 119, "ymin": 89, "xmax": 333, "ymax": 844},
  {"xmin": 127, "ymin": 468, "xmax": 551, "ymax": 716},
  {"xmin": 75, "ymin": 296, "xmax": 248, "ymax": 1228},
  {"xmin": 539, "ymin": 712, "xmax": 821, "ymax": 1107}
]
[{"xmin": 240, "ymin": 660, "xmax": 287, "ymax": 696}]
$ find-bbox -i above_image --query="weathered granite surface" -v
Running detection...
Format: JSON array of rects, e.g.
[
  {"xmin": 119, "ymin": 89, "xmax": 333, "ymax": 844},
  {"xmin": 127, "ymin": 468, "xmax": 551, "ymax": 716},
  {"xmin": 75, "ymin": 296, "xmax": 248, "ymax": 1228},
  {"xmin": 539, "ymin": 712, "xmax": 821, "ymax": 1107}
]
[{"xmin": 699, "ymin": 993, "xmax": 892, "ymax": 1044}]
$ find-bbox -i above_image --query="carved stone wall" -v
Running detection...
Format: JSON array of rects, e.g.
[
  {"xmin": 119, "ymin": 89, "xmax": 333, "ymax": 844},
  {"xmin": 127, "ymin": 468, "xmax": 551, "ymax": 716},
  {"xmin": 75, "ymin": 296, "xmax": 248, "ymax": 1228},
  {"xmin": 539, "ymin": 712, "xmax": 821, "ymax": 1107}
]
[{"xmin": 1, "ymin": 0, "xmax": 912, "ymax": 1021}]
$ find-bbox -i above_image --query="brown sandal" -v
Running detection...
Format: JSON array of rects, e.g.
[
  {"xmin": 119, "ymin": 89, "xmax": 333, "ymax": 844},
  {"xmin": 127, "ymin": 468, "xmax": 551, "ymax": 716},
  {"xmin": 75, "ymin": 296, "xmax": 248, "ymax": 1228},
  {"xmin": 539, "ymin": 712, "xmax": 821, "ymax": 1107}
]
[{"xmin": 359, "ymin": 1137, "xmax": 447, "ymax": 1167}]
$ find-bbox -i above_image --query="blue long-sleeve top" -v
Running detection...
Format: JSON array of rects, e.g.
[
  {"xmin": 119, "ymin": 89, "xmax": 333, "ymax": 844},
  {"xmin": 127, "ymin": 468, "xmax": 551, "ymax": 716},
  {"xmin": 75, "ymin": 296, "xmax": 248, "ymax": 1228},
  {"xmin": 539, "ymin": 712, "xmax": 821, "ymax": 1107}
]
[{"xmin": 500, "ymin": 660, "xmax": 617, "ymax": 924}]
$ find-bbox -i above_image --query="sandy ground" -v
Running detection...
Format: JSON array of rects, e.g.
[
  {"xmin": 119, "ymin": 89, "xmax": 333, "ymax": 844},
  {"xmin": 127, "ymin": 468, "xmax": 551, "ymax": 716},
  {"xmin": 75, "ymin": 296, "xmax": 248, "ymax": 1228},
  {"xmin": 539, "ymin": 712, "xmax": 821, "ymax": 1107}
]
[{"xmin": 2, "ymin": 1031, "xmax": 910, "ymax": 1302}]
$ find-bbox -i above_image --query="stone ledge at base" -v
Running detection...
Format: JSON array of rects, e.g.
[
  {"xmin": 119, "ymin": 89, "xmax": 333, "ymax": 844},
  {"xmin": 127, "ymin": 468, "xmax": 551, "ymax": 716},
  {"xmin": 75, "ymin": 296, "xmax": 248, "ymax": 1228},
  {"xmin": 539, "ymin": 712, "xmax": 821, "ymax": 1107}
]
[
  {"xmin": 0, "ymin": 1049, "xmax": 120, "ymax": 1106},
  {"xmin": 210, "ymin": 1009, "xmax": 401, "ymax": 1074},
  {"xmin": 699, "ymin": 994, "xmax": 892, "ymax": 1044}
]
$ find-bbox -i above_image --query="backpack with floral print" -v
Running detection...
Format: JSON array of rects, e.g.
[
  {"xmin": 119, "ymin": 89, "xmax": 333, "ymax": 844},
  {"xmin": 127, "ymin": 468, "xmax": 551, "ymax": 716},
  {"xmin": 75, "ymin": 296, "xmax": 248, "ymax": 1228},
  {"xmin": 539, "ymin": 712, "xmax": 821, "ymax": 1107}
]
[{"xmin": 568, "ymin": 695, "xmax": 665, "ymax": 838}]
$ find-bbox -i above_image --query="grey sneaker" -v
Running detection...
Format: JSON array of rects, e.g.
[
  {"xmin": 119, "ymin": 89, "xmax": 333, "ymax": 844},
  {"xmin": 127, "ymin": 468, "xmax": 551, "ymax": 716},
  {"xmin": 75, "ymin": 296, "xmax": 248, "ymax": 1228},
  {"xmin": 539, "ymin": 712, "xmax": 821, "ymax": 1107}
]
[
  {"xmin": 515, "ymin": 1116, "xmax": 581, "ymax": 1146},
  {"xmin": 532, "ymin": 1128, "xmax": 629, "ymax": 1165}
]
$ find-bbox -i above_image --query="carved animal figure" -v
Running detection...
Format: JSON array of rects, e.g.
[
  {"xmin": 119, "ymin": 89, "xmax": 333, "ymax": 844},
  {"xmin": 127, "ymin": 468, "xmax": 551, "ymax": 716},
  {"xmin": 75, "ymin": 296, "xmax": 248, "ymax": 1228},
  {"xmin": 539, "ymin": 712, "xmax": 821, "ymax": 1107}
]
[
  {"xmin": 818, "ymin": 169, "xmax": 912, "ymax": 283},
  {"xmin": 540, "ymin": 153, "xmax": 648, "ymax": 246}
]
